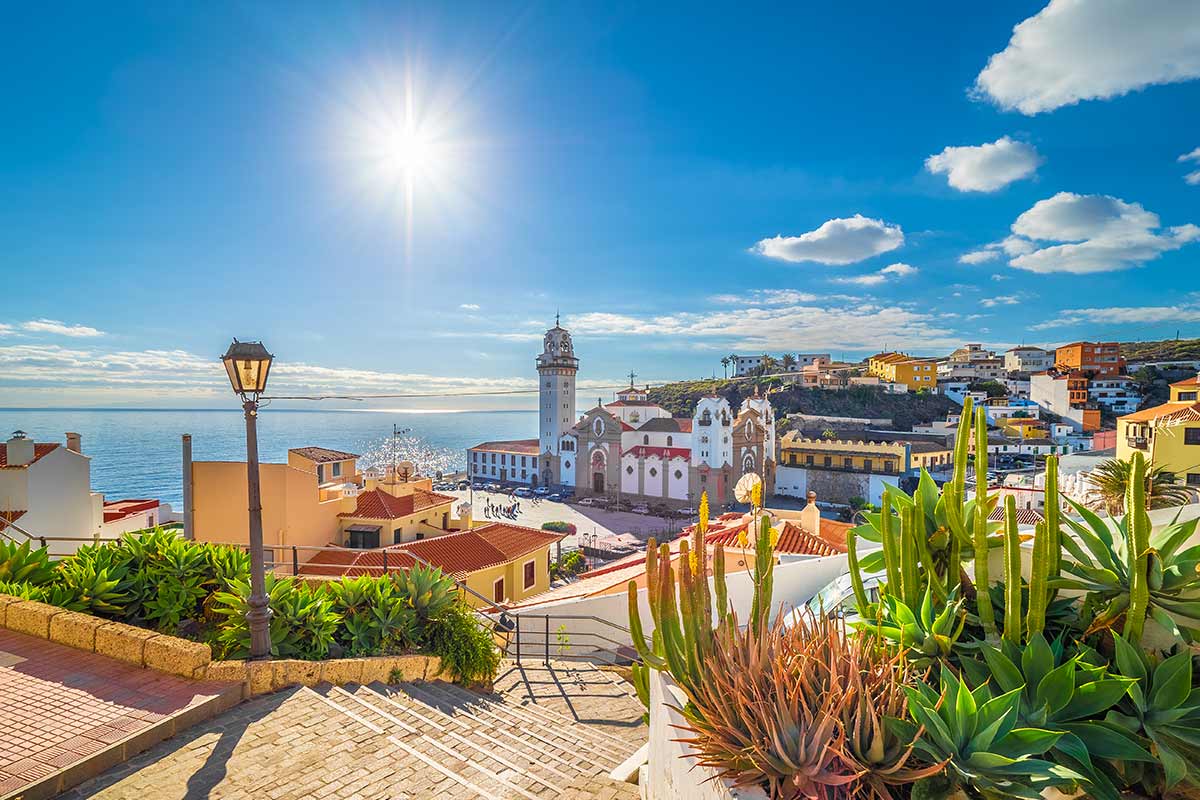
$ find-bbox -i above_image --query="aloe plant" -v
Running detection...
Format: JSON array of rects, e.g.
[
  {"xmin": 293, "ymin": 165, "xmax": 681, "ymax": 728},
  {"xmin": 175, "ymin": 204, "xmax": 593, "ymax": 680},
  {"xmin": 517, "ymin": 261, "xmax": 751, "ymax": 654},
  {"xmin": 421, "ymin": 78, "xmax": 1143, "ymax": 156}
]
[
  {"xmin": 1104, "ymin": 633, "xmax": 1200, "ymax": 794},
  {"xmin": 391, "ymin": 562, "xmax": 457, "ymax": 624},
  {"xmin": 965, "ymin": 634, "xmax": 1151, "ymax": 800},
  {"xmin": 893, "ymin": 664, "xmax": 1084, "ymax": 799}
]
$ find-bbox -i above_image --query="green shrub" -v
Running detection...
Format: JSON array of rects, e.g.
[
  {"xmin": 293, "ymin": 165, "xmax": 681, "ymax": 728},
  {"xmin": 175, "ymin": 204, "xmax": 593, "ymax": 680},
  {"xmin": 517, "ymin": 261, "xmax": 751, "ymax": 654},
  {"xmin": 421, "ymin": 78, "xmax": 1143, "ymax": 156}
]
[
  {"xmin": 211, "ymin": 575, "xmax": 340, "ymax": 660},
  {"xmin": 541, "ymin": 520, "xmax": 577, "ymax": 536},
  {"xmin": 424, "ymin": 602, "xmax": 501, "ymax": 686},
  {"xmin": 0, "ymin": 539, "xmax": 55, "ymax": 585},
  {"xmin": 325, "ymin": 575, "xmax": 417, "ymax": 656},
  {"xmin": 390, "ymin": 563, "xmax": 457, "ymax": 625},
  {"xmin": 551, "ymin": 549, "xmax": 586, "ymax": 580}
]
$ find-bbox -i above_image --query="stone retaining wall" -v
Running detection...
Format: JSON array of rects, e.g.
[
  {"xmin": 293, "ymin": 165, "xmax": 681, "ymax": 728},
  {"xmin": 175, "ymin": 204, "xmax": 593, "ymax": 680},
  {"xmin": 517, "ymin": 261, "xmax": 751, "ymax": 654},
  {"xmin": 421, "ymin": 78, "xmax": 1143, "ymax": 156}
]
[{"xmin": 0, "ymin": 594, "xmax": 441, "ymax": 698}]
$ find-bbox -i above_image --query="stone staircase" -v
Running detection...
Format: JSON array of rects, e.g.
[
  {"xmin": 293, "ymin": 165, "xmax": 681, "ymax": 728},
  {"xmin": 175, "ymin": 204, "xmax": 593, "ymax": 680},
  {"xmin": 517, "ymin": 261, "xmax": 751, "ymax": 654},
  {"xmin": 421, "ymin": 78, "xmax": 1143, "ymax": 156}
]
[{"xmin": 307, "ymin": 679, "xmax": 641, "ymax": 798}]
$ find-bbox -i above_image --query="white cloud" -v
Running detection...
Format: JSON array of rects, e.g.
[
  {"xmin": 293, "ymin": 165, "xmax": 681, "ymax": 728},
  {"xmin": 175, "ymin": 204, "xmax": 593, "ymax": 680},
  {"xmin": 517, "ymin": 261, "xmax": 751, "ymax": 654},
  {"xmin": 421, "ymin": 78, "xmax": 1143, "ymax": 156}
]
[
  {"xmin": 1181, "ymin": 147, "xmax": 1200, "ymax": 185},
  {"xmin": 21, "ymin": 319, "xmax": 105, "ymax": 338},
  {"xmin": 958, "ymin": 235, "xmax": 1035, "ymax": 264},
  {"xmin": 981, "ymin": 295, "xmax": 1020, "ymax": 308},
  {"xmin": 710, "ymin": 289, "xmax": 820, "ymax": 305},
  {"xmin": 752, "ymin": 214, "xmax": 904, "ymax": 265},
  {"xmin": 991, "ymin": 274, "xmax": 1010, "ymax": 281},
  {"xmin": 1032, "ymin": 303, "xmax": 1200, "ymax": 330},
  {"xmin": 973, "ymin": 0, "xmax": 1200, "ymax": 115},
  {"xmin": 1003, "ymin": 192, "xmax": 1200, "ymax": 273},
  {"xmin": 459, "ymin": 303, "xmax": 481, "ymax": 311},
  {"xmin": 0, "ymin": 324, "xmax": 12, "ymax": 336},
  {"xmin": 925, "ymin": 137, "xmax": 1042, "ymax": 191},
  {"xmin": 832, "ymin": 262, "xmax": 918, "ymax": 286}
]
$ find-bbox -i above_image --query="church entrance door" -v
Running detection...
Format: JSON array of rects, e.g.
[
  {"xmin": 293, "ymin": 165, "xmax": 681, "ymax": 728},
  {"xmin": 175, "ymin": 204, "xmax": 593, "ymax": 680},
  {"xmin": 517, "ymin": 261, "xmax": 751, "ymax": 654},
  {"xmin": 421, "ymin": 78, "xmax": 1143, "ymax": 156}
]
[
  {"xmin": 592, "ymin": 472, "xmax": 605, "ymax": 493},
  {"xmin": 530, "ymin": 474, "xmax": 538, "ymax": 488}
]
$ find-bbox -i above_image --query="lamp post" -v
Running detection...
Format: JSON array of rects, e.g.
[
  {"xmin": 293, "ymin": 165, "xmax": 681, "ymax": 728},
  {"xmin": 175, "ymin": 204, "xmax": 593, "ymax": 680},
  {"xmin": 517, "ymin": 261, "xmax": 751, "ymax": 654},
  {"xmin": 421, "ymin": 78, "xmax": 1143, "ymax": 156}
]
[{"xmin": 222, "ymin": 339, "xmax": 274, "ymax": 660}]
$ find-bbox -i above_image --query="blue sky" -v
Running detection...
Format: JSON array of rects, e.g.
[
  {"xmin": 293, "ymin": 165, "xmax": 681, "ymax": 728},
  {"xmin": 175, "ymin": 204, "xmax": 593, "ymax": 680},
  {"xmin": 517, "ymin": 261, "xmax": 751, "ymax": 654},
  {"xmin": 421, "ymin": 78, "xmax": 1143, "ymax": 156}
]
[{"xmin": 2, "ymin": 1, "xmax": 1198, "ymax": 409}]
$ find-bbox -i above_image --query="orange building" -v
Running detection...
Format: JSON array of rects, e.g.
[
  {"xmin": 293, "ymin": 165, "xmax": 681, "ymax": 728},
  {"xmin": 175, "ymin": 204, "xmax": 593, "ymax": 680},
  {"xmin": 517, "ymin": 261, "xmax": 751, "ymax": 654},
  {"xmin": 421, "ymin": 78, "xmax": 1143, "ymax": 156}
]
[{"xmin": 1054, "ymin": 342, "xmax": 1125, "ymax": 377}]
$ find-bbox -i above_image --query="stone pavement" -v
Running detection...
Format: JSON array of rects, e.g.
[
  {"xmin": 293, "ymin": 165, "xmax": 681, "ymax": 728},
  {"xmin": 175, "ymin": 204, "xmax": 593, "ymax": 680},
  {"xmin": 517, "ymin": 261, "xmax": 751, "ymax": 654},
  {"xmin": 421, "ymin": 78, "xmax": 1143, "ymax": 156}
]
[
  {"xmin": 0, "ymin": 630, "xmax": 237, "ymax": 800},
  {"xmin": 64, "ymin": 660, "xmax": 646, "ymax": 799}
]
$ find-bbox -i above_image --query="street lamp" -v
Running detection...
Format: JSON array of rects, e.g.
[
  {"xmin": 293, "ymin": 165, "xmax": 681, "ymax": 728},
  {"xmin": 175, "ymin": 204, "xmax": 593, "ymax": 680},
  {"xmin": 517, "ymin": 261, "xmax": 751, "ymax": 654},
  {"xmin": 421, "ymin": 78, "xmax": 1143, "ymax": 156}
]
[{"xmin": 222, "ymin": 339, "xmax": 274, "ymax": 660}]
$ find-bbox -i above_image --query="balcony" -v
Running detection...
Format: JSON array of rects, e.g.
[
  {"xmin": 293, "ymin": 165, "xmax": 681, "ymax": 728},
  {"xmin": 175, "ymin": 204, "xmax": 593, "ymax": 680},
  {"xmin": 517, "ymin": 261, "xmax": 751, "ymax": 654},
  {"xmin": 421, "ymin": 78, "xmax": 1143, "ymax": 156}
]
[{"xmin": 1126, "ymin": 436, "xmax": 1149, "ymax": 450}]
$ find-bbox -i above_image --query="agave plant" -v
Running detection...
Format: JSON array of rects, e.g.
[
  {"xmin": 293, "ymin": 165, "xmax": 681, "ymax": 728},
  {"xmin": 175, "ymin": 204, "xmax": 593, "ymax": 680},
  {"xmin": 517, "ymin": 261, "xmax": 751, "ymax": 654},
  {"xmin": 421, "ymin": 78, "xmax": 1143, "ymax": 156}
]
[
  {"xmin": 961, "ymin": 634, "xmax": 1151, "ymax": 800},
  {"xmin": 0, "ymin": 539, "xmax": 55, "ymax": 585},
  {"xmin": 54, "ymin": 558, "xmax": 128, "ymax": 615},
  {"xmin": 0, "ymin": 578, "xmax": 84, "ymax": 609},
  {"xmin": 1055, "ymin": 497, "xmax": 1200, "ymax": 642},
  {"xmin": 1104, "ymin": 632, "xmax": 1200, "ymax": 794},
  {"xmin": 894, "ymin": 664, "xmax": 1084, "ymax": 800},
  {"xmin": 391, "ymin": 563, "xmax": 457, "ymax": 624},
  {"xmin": 853, "ymin": 585, "xmax": 966, "ymax": 669},
  {"xmin": 213, "ymin": 575, "xmax": 340, "ymax": 659}
]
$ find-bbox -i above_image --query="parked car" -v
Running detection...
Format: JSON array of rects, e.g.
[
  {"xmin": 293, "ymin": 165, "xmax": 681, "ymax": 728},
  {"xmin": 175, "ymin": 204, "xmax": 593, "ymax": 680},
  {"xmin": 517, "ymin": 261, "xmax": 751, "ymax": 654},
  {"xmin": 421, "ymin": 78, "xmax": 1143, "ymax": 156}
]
[
  {"xmin": 486, "ymin": 483, "xmax": 501, "ymax": 492},
  {"xmin": 457, "ymin": 480, "xmax": 470, "ymax": 490},
  {"xmin": 630, "ymin": 503, "xmax": 651, "ymax": 515},
  {"xmin": 547, "ymin": 493, "xmax": 563, "ymax": 502},
  {"xmin": 676, "ymin": 506, "xmax": 698, "ymax": 517},
  {"xmin": 578, "ymin": 497, "xmax": 597, "ymax": 506},
  {"xmin": 533, "ymin": 486, "xmax": 551, "ymax": 496},
  {"xmin": 514, "ymin": 487, "xmax": 533, "ymax": 498}
]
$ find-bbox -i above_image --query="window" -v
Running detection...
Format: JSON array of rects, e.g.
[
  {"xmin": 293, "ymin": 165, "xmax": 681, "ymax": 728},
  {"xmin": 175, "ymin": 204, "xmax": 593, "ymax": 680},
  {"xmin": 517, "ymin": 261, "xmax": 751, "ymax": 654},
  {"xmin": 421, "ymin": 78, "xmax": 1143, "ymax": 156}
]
[
  {"xmin": 626, "ymin": 464, "xmax": 634, "ymax": 474},
  {"xmin": 649, "ymin": 467, "xmax": 658, "ymax": 477},
  {"xmin": 1186, "ymin": 428, "xmax": 1200, "ymax": 446},
  {"xmin": 884, "ymin": 461, "xmax": 894, "ymax": 473},
  {"xmin": 674, "ymin": 470, "xmax": 683, "ymax": 479},
  {"xmin": 1188, "ymin": 473, "xmax": 1200, "ymax": 487},
  {"xmin": 331, "ymin": 461, "xmax": 342, "ymax": 478},
  {"xmin": 493, "ymin": 577, "xmax": 506, "ymax": 603},
  {"xmin": 316, "ymin": 464, "xmax": 325, "ymax": 483},
  {"xmin": 806, "ymin": 455, "xmax": 814, "ymax": 466},
  {"xmin": 1180, "ymin": 391, "xmax": 1198, "ymax": 401},
  {"xmin": 643, "ymin": 435, "xmax": 650, "ymax": 445},
  {"xmin": 394, "ymin": 529, "xmax": 402, "ymax": 544},
  {"xmin": 666, "ymin": 436, "xmax": 673, "ymax": 446},
  {"xmin": 523, "ymin": 559, "xmax": 536, "ymax": 590},
  {"xmin": 864, "ymin": 459, "xmax": 872, "ymax": 472},
  {"xmin": 824, "ymin": 456, "xmax": 832, "ymax": 467},
  {"xmin": 844, "ymin": 457, "xmax": 853, "ymax": 469}
]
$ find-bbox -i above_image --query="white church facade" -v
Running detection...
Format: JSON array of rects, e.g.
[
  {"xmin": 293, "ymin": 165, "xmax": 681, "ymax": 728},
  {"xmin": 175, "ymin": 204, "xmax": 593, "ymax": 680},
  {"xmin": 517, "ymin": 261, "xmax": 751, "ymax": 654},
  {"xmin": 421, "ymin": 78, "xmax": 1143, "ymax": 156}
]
[{"xmin": 467, "ymin": 320, "xmax": 775, "ymax": 505}]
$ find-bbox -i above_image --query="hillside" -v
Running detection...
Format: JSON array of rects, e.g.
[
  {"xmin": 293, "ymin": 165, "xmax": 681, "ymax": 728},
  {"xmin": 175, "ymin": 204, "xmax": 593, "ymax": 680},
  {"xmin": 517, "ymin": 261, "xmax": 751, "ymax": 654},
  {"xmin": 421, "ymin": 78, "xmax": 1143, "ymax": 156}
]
[
  {"xmin": 647, "ymin": 378, "xmax": 957, "ymax": 431},
  {"xmin": 1121, "ymin": 338, "xmax": 1200, "ymax": 363}
]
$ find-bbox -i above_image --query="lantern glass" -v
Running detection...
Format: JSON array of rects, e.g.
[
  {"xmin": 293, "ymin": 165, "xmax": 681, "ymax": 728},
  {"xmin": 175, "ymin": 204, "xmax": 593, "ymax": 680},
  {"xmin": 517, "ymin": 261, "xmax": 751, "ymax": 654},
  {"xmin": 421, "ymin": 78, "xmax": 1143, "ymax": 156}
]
[{"xmin": 222, "ymin": 341, "xmax": 273, "ymax": 397}]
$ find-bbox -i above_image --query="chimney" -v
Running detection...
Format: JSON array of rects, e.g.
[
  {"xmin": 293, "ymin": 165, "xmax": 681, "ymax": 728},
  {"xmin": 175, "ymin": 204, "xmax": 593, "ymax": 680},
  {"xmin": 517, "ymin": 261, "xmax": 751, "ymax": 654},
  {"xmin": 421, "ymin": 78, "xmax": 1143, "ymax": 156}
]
[
  {"xmin": 65, "ymin": 432, "xmax": 81, "ymax": 454},
  {"xmin": 799, "ymin": 490, "xmax": 820, "ymax": 538},
  {"xmin": 5, "ymin": 431, "xmax": 35, "ymax": 467}
]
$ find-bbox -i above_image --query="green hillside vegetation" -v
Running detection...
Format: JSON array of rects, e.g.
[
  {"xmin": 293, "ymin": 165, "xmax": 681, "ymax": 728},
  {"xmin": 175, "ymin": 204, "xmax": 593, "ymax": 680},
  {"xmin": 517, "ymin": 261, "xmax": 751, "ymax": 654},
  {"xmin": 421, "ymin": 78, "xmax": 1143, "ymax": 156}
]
[
  {"xmin": 1120, "ymin": 337, "xmax": 1200, "ymax": 363},
  {"xmin": 646, "ymin": 378, "xmax": 957, "ymax": 431}
]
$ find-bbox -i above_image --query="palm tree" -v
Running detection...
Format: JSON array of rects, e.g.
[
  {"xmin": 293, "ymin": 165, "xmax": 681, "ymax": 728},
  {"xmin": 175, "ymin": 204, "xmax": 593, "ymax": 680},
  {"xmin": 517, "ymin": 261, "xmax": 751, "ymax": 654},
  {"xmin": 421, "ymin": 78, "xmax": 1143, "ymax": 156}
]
[
  {"xmin": 781, "ymin": 353, "xmax": 797, "ymax": 372},
  {"xmin": 728, "ymin": 353, "xmax": 739, "ymax": 377},
  {"xmin": 720, "ymin": 356, "xmax": 730, "ymax": 379},
  {"xmin": 1086, "ymin": 457, "xmax": 1195, "ymax": 514}
]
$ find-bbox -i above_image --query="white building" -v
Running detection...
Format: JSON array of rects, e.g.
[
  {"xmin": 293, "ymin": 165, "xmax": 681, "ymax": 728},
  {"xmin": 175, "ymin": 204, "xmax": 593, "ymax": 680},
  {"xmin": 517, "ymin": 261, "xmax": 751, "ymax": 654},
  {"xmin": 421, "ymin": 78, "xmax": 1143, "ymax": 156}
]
[
  {"xmin": 0, "ymin": 431, "xmax": 167, "ymax": 555},
  {"xmin": 1087, "ymin": 376, "xmax": 1140, "ymax": 415},
  {"xmin": 733, "ymin": 353, "xmax": 830, "ymax": 377},
  {"xmin": 1005, "ymin": 346, "xmax": 1053, "ymax": 373}
]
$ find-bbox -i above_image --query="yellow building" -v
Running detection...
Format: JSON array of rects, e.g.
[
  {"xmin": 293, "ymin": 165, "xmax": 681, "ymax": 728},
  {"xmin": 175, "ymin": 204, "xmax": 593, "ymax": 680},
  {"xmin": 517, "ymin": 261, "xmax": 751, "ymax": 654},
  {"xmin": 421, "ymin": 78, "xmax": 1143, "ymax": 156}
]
[
  {"xmin": 999, "ymin": 417, "xmax": 1048, "ymax": 439},
  {"xmin": 779, "ymin": 430, "xmax": 953, "ymax": 474},
  {"xmin": 301, "ymin": 522, "xmax": 566, "ymax": 607},
  {"xmin": 866, "ymin": 352, "xmax": 937, "ymax": 391},
  {"xmin": 1170, "ymin": 374, "xmax": 1199, "ymax": 402},
  {"xmin": 189, "ymin": 446, "xmax": 468, "ymax": 552},
  {"xmin": 1116, "ymin": 402, "xmax": 1200, "ymax": 490}
]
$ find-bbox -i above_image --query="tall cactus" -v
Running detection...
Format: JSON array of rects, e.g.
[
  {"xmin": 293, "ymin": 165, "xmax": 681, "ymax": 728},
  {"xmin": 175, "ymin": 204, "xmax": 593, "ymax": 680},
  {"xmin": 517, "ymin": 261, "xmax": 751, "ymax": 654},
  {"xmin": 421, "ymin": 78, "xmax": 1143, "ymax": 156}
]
[
  {"xmin": 1044, "ymin": 454, "xmax": 1061, "ymax": 595},
  {"xmin": 1125, "ymin": 451, "xmax": 1152, "ymax": 645},
  {"xmin": 973, "ymin": 405, "xmax": 998, "ymax": 639},
  {"xmin": 846, "ymin": 525, "xmax": 871, "ymax": 616},
  {"xmin": 1027, "ymin": 520, "xmax": 1049, "ymax": 638},
  {"xmin": 1002, "ymin": 495, "xmax": 1023, "ymax": 645},
  {"xmin": 944, "ymin": 397, "xmax": 975, "ymax": 590},
  {"xmin": 899, "ymin": 505, "xmax": 921, "ymax": 609},
  {"xmin": 880, "ymin": 489, "xmax": 901, "ymax": 593}
]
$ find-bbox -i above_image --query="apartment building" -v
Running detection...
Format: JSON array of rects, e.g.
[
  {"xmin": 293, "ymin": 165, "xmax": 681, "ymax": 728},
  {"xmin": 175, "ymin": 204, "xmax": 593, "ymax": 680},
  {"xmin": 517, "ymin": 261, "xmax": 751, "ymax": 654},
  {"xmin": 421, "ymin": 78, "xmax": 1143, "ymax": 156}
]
[
  {"xmin": 867, "ymin": 352, "xmax": 938, "ymax": 392},
  {"xmin": 1030, "ymin": 372, "xmax": 1101, "ymax": 433},
  {"xmin": 733, "ymin": 353, "xmax": 830, "ymax": 377},
  {"xmin": 1004, "ymin": 346, "xmax": 1053, "ymax": 374},
  {"xmin": 1054, "ymin": 341, "xmax": 1125, "ymax": 377},
  {"xmin": 1087, "ymin": 375, "xmax": 1141, "ymax": 415}
]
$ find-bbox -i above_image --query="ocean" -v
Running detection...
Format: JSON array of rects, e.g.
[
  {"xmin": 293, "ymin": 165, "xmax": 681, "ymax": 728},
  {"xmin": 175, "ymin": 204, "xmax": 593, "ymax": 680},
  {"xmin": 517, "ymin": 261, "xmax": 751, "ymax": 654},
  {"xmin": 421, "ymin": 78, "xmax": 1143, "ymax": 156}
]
[{"xmin": 0, "ymin": 408, "xmax": 537, "ymax": 509}]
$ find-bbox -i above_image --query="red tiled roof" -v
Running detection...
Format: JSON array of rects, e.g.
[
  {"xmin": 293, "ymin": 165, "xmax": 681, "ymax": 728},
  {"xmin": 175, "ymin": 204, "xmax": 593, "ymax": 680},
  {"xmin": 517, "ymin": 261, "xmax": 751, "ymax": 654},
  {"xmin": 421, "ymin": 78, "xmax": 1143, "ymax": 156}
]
[
  {"xmin": 289, "ymin": 447, "xmax": 359, "ymax": 463},
  {"xmin": 300, "ymin": 523, "xmax": 566, "ymax": 580},
  {"xmin": 0, "ymin": 443, "xmax": 59, "ymax": 469},
  {"xmin": 1171, "ymin": 375, "xmax": 1200, "ymax": 388},
  {"xmin": 469, "ymin": 439, "xmax": 540, "ymax": 455},
  {"xmin": 703, "ymin": 520, "xmax": 848, "ymax": 556},
  {"xmin": 0, "ymin": 510, "xmax": 27, "ymax": 532},
  {"xmin": 102, "ymin": 499, "xmax": 159, "ymax": 523},
  {"xmin": 622, "ymin": 446, "xmax": 691, "ymax": 460},
  {"xmin": 675, "ymin": 419, "xmax": 694, "ymax": 433},
  {"xmin": 606, "ymin": 400, "xmax": 656, "ymax": 407},
  {"xmin": 339, "ymin": 488, "xmax": 455, "ymax": 520},
  {"xmin": 1120, "ymin": 402, "xmax": 1200, "ymax": 424}
]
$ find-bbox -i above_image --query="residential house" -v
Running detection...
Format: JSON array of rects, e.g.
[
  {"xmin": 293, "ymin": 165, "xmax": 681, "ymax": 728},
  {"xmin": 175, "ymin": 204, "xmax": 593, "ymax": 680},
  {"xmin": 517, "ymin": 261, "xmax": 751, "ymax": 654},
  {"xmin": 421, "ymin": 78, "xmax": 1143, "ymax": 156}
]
[
  {"xmin": 0, "ymin": 431, "xmax": 168, "ymax": 555},
  {"xmin": 1030, "ymin": 371, "xmax": 1101, "ymax": 433},
  {"xmin": 867, "ymin": 352, "xmax": 938, "ymax": 392},
  {"xmin": 1087, "ymin": 376, "xmax": 1141, "ymax": 415},
  {"xmin": 468, "ymin": 440, "xmax": 543, "ymax": 486},
  {"xmin": 1169, "ymin": 373, "xmax": 1200, "ymax": 402},
  {"xmin": 188, "ymin": 445, "xmax": 470, "ymax": 553},
  {"xmin": 1116, "ymin": 401, "xmax": 1200, "ymax": 492},
  {"xmin": 938, "ymin": 344, "xmax": 1005, "ymax": 382},
  {"xmin": 300, "ymin": 523, "xmax": 567, "ymax": 606},
  {"xmin": 1004, "ymin": 346, "xmax": 1053, "ymax": 374},
  {"xmin": 733, "ymin": 353, "xmax": 830, "ymax": 377},
  {"xmin": 1054, "ymin": 341, "xmax": 1125, "ymax": 377}
]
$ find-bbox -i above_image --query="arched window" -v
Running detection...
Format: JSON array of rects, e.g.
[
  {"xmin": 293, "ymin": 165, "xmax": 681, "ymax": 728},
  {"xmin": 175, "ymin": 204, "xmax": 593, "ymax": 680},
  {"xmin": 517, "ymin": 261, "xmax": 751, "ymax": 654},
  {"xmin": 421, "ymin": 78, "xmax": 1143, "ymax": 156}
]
[
  {"xmin": 666, "ymin": 435, "xmax": 673, "ymax": 446},
  {"xmin": 643, "ymin": 434, "xmax": 650, "ymax": 445}
]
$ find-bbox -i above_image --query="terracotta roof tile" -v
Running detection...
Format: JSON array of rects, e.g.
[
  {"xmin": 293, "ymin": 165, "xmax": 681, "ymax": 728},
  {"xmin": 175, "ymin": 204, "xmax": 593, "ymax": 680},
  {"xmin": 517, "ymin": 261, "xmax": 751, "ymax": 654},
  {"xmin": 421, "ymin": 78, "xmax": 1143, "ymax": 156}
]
[
  {"xmin": 988, "ymin": 506, "xmax": 1044, "ymax": 526},
  {"xmin": 338, "ymin": 488, "xmax": 455, "ymax": 520},
  {"xmin": 1120, "ymin": 402, "xmax": 1200, "ymax": 424},
  {"xmin": 0, "ymin": 510, "xmax": 27, "ymax": 532},
  {"xmin": 469, "ymin": 439, "xmax": 540, "ymax": 455},
  {"xmin": 0, "ymin": 443, "xmax": 59, "ymax": 469},
  {"xmin": 289, "ymin": 447, "xmax": 359, "ymax": 463},
  {"xmin": 299, "ymin": 522, "xmax": 566, "ymax": 580},
  {"xmin": 1171, "ymin": 375, "xmax": 1200, "ymax": 388},
  {"xmin": 623, "ymin": 446, "xmax": 691, "ymax": 460}
]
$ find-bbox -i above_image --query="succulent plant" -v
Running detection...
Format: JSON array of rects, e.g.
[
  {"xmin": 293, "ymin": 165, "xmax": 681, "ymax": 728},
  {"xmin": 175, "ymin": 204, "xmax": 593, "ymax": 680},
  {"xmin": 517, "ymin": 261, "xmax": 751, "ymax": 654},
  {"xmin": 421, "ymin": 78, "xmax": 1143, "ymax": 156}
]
[
  {"xmin": 0, "ymin": 539, "xmax": 55, "ymax": 586},
  {"xmin": 853, "ymin": 585, "xmax": 966, "ymax": 669},
  {"xmin": 894, "ymin": 664, "xmax": 1084, "ymax": 800},
  {"xmin": 391, "ymin": 562, "xmax": 457, "ymax": 624}
]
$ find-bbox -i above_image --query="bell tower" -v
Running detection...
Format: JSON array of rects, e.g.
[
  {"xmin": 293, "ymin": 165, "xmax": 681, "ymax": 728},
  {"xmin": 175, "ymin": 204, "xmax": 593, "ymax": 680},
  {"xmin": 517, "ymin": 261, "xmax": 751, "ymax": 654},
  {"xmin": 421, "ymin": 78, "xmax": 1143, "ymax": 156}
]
[{"xmin": 536, "ymin": 315, "xmax": 579, "ymax": 463}]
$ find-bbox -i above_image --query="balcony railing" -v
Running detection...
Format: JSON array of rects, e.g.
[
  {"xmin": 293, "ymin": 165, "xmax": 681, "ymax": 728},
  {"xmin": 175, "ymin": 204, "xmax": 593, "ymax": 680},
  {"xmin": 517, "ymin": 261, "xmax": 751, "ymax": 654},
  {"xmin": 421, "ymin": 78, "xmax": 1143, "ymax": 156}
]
[{"xmin": 1126, "ymin": 436, "xmax": 1149, "ymax": 450}]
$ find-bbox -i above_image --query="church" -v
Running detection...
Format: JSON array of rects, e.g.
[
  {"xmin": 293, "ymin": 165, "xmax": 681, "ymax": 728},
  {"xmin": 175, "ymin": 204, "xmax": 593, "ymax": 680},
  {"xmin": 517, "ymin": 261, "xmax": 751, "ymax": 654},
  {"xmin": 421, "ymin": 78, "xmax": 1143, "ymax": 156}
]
[{"xmin": 466, "ymin": 320, "xmax": 775, "ymax": 506}]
